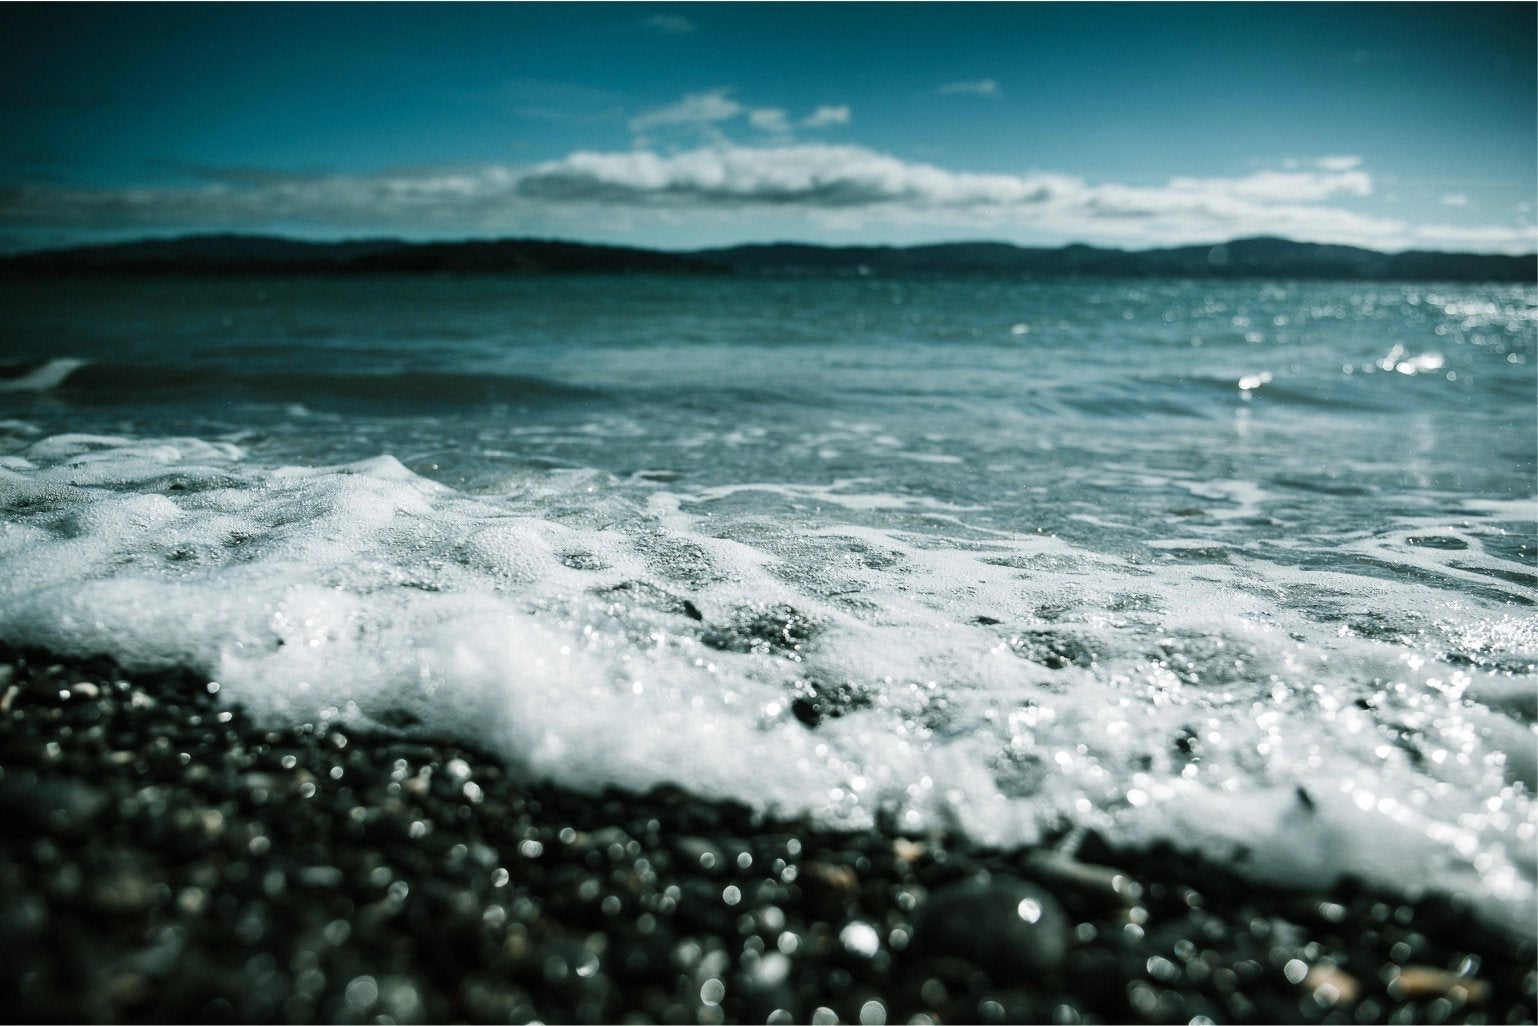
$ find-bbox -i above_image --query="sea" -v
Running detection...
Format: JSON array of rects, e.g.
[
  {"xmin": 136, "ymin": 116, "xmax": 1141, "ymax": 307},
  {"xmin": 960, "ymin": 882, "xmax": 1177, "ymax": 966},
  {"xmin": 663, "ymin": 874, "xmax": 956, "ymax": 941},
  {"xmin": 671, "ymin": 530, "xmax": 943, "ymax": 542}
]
[{"xmin": 1, "ymin": 272, "xmax": 1534, "ymax": 936}]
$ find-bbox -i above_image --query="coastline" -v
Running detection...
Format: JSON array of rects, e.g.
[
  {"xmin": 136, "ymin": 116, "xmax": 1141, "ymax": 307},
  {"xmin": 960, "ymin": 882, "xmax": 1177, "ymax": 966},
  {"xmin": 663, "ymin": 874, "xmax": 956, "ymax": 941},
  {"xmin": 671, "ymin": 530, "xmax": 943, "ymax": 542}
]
[{"xmin": 0, "ymin": 641, "xmax": 1531, "ymax": 1024}]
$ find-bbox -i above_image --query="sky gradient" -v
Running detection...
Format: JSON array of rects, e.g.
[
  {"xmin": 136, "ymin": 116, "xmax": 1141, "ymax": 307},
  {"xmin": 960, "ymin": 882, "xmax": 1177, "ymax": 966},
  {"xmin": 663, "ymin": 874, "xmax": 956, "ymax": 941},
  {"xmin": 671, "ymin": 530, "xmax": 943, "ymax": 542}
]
[{"xmin": 2, "ymin": 2, "xmax": 1534, "ymax": 253}]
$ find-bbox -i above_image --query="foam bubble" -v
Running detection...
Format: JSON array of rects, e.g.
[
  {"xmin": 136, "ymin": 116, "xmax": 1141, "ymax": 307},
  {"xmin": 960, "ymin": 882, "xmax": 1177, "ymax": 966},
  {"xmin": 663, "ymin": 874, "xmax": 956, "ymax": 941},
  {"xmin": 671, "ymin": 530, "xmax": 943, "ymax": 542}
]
[{"xmin": 0, "ymin": 431, "xmax": 1532, "ymax": 936}]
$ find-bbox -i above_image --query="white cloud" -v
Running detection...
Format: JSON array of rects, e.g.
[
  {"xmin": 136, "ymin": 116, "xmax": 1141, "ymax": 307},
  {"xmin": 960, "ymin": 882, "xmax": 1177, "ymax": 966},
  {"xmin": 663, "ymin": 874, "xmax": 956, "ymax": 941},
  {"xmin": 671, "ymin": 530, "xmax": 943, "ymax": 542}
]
[
  {"xmin": 1314, "ymin": 155, "xmax": 1363, "ymax": 172},
  {"xmin": 518, "ymin": 146, "xmax": 1075, "ymax": 208},
  {"xmin": 745, "ymin": 105, "xmax": 850, "ymax": 135},
  {"xmin": 938, "ymin": 79, "xmax": 999, "ymax": 97},
  {"xmin": 506, "ymin": 147, "xmax": 1524, "ymax": 251},
  {"xmin": 747, "ymin": 107, "xmax": 792, "ymax": 136},
  {"xmin": 3, "ymin": 146, "xmax": 1531, "ymax": 254},
  {"xmin": 802, "ymin": 105, "xmax": 850, "ymax": 129},
  {"xmin": 517, "ymin": 148, "xmax": 1381, "ymax": 226},
  {"xmin": 628, "ymin": 90, "xmax": 744, "ymax": 135},
  {"xmin": 630, "ymin": 90, "xmax": 850, "ymax": 142},
  {"xmin": 642, "ymin": 14, "xmax": 695, "ymax": 35},
  {"xmin": 1440, "ymin": 193, "xmax": 1470, "ymax": 208},
  {"xmin": 1410, "ymin": 222, "xmax": 1537, "ymax": 250},
  {"xmin": 0, "ymin": 168, "xmax": 528, "ymax": 233},
  {"xmin": 1165, "ymin": 169, "xmax": 1372, "ymax": 204}
]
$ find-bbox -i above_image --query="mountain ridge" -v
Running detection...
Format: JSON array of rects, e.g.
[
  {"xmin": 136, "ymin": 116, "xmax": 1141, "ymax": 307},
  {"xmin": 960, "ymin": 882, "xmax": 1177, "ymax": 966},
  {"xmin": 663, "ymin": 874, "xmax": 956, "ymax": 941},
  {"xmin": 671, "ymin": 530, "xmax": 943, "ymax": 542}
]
[{"xmin": 1, "ymin": 233, "xmax": 1532, "ymax": 282}]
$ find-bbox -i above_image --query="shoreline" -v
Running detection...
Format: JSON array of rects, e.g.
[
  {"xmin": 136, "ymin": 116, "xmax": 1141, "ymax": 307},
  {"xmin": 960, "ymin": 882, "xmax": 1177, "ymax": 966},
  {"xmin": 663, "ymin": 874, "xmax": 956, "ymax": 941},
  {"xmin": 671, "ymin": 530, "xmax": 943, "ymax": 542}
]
[{"xmin": 0, "ymin": 641, "xmax": 1532, "ymax": 1024}]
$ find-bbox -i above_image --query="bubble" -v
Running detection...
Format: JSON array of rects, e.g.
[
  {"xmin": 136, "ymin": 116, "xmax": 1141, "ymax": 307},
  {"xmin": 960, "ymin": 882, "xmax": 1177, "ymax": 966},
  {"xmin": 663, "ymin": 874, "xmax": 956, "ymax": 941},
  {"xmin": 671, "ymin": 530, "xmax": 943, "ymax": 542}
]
[{"xmin": 1, "ymin": 427, "xmax": 1532, "ymax": 938}]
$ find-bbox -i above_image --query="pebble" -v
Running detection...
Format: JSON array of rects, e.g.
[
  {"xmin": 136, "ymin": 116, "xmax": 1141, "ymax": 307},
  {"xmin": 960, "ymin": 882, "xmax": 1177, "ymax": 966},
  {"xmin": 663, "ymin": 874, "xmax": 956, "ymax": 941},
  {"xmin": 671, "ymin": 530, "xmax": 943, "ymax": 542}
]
[
  {"xmin": 1303, "ymin": 962, "xmax": 1361, "ymax": 1006},
  {"xmin": 800, "ymin": 859, "xmax": 858, "ymax": 892},
  {"xmin": 909, "ymin": 875, "xmax": 1070, "ymax": 979},
  {"xmin": 0, "ymin": 640, "xmax": 1531, "ymax": 1026},
  {"xmin": 1023, "ymin": 849, "xmax": 1143, "ymax": 906},
  {"xmin": 676, "ymin": 836, "xmax": 724, "ymax": 871},
  {"xmin": 1391, "ymin": 965, "xmax": 1491, "ymax": 1005}
]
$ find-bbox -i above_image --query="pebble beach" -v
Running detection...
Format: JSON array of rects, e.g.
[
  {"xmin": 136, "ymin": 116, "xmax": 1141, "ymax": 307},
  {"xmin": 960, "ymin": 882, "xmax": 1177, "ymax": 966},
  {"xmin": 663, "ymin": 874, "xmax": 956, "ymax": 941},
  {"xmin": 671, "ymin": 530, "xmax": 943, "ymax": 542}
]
[
  {"xmin": 2, "ymin": 642, "xmax": 1531, "ymax": 1025},
  {"xmin": 4, "ymin": 5, "xmax": 1538, "ymax": 1017}
]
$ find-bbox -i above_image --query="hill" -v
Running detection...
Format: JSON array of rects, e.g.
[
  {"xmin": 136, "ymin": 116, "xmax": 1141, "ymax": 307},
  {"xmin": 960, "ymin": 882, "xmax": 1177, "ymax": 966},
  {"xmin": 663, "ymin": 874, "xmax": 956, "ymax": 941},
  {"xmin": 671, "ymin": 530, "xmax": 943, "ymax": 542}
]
[
  {"xmin": 1, "ymin": 233, "xmax": 1531, "ymax": 282},
  {"xmin": 0, "ymin": 234, "xmax": 727, "ymax": 277},
  {"xmin": 694, "ymin": 236, "xmax": 1536, "ymax": 282}
]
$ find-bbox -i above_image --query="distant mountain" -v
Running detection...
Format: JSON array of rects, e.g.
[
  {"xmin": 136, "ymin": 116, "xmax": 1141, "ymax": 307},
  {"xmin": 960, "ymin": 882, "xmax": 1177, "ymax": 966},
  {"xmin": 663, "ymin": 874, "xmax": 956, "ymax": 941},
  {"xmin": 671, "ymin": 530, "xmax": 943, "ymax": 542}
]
[
  {"xmin": 0, "ymin": 234, "xmax": 727, "ymax": 277},
  {"xmin": 1, "ymin": 233, "xmax": 1532, "ymax": 282},
  {"xmin": 696, "ymin": 236, "xmax": 1537, "ymax": 283}
]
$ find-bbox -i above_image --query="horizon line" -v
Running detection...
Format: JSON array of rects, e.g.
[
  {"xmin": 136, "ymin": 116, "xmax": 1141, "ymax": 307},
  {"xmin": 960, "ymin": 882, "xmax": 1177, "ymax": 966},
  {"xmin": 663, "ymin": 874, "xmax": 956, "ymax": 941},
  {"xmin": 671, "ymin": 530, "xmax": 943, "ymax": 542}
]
[{"xmin": 4, "ymin": 230, "xmax": 1535, "ymax": 261}]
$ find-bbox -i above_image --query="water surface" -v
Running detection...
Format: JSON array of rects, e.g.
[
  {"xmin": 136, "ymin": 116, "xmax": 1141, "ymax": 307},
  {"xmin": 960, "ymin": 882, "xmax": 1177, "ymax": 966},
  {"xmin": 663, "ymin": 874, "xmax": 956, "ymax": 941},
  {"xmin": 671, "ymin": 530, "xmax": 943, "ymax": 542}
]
[{"xmin": 2, "ymin": 274, "xmax": 1533, "ymax": 933}]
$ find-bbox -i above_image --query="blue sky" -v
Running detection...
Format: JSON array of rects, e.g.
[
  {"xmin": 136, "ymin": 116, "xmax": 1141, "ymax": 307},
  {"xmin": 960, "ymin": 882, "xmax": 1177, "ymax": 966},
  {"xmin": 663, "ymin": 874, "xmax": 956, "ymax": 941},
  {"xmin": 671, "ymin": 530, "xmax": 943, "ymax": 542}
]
[{"xmin": 2, "ymin": 2, "xmax": 1534, "ymax": 253}]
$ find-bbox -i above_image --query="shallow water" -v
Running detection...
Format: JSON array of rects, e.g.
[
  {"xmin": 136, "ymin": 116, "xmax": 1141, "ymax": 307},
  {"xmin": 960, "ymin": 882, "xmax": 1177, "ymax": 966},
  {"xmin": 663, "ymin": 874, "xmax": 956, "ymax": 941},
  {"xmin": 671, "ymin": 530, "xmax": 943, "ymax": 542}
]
[{"xmin": 1, "ymin": 273, "xmax": 1534, "ymax": 933}]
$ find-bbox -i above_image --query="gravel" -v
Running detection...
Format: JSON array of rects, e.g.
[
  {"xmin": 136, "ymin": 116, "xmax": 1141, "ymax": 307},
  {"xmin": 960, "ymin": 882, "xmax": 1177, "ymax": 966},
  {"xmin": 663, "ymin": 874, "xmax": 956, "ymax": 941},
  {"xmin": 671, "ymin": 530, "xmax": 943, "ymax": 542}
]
[{"xmin": 0, "ymin": 641, "xmax": 1532, "ymax": 1024}]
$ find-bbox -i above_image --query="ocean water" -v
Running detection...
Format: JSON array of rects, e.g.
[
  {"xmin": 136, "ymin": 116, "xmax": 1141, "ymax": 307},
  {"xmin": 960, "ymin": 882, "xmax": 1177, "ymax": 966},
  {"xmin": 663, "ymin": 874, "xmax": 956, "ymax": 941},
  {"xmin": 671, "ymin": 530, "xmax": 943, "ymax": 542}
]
[{"xmin": 1, "ymin": 274, "xmax": 1534, "ymax": 934}]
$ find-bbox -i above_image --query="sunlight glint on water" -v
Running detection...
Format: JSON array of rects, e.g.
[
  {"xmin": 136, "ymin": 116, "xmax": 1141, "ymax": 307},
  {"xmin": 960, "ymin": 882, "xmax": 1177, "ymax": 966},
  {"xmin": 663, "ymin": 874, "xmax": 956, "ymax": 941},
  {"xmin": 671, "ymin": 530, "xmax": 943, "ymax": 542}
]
[{"xmin": 0, "ymin": 274, "xmax": 1533, "ymax": 934}]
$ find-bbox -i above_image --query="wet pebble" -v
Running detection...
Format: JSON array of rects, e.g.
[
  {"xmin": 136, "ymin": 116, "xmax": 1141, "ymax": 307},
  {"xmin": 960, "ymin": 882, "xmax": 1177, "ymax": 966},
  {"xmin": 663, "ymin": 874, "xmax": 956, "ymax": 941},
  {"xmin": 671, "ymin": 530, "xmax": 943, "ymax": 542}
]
[
  {"xmin": 0, "ymin": 641, "xmax": 1532, "ymax": 1026},
  {"xmin": 909, "ymin": 874, "xmax": 1070, "ymax": 980}
]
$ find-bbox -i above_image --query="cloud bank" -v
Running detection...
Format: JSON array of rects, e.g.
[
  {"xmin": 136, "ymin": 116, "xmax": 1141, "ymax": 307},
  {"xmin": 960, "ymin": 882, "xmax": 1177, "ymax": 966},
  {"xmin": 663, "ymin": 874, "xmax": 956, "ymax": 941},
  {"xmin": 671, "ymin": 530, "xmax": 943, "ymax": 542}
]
[{"xmin": 2, "ymin": 144, "xmax": 1532, "ymax": 253}]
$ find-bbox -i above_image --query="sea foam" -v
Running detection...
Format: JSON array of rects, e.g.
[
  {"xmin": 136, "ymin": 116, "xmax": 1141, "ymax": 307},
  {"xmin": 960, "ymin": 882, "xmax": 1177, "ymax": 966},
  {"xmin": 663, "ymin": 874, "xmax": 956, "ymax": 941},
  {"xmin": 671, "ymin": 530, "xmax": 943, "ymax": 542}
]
[
  {"xmin": 0, "ymin": 432, "xmax": 1533, "ymax": 936},
  {"xmin": 0, "ymin": 358, "xmax": 88, "ymax": 393}
]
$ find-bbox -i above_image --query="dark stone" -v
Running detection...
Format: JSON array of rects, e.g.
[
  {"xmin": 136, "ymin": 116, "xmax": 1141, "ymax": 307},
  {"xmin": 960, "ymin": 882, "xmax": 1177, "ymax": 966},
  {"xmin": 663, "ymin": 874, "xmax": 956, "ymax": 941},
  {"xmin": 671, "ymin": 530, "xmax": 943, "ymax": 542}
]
[
  {"xmin": 1174, "ymin": 727, "xmax": 1201, "ymax": 757},
  {"xmin": 1008, "ymin": 631, "xmax": 1095, "ymax": 670},
  {"xmin": 700, "ymin": 603, "xmax": 816, "ymax": 658},
  {"xmin": 786, "ymin": 677, "xmax": 869, "ymax": 728},
  {"xmin": 2, "ymin": 640, "xmax": 1535, "ymax": 1026},
  {"xmin": 558, "ymin": 551, "xmax": 608, "ymax": 571},
  {"xmin": 0, "ymin": 776, "xmax": 107, "ymax": 835},
  {"xmin": 791, "ymin": 696, "xmax": 822, "ymax": 727},
  {"xmin": 370, "ymin": 707, "xmax": 424, "ymax": 730},
  {"xmin": 593, "ymin": 580, "xmax": 695, "ymax": 616},
  {"xmin": 909, "ymin": 874, "xmax": 1070, "ymax": 982}
]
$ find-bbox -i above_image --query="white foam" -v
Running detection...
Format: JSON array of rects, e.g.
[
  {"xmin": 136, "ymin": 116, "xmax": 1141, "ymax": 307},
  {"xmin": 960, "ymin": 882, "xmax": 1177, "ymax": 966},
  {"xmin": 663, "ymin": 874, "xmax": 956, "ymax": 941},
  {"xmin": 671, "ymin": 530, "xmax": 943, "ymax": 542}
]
[
  {"xmin": 893, "ymin": 451, "xmax": 965, "ymax": 465},
  {"xmin": 682, "ymin": 480, "xmax": 983, "ymax": 513},
  {"xmin": 0, "ymin": 432, "xmax": 1533, "ymax": 936},
  {"xmin": 0, "ymin": 358, "xmax": 87, "ymax": 392}
]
